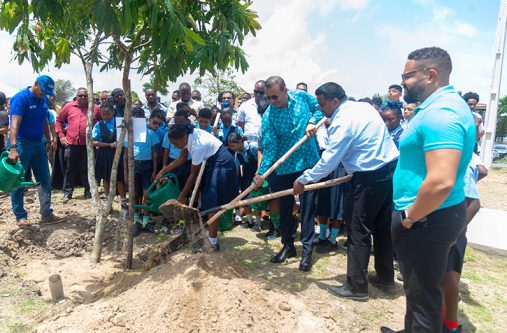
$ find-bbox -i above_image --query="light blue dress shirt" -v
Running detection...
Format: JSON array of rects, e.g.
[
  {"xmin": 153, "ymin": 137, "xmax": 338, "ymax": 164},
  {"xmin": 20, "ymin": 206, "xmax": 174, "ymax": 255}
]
[
  {"xmin": 393, "ymin": 85, "xmax": 475, "ymax": 210},
  {"xmin": 258, "ymin": 90, "xmax": 323, "ymax": 176},
  {"xmin": 297, "ymin": 101, "xmax": 399, "ymax": 185}
]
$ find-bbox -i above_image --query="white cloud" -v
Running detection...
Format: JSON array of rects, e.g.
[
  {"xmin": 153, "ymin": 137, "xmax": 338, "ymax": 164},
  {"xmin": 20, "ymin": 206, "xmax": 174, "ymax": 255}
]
[
  {"xmin": 375, "ymin": 6, "xmax": 494, "ymax": 100},
  {"xmin": 237, "ymin": 0, "xmax": 354, "ymax": 91},
  {"xmin": 432, "ymin": 6, "xmax": 453, "ymax": 23},
  {"xmin": 451, "ymin": 22, "xmax": 480, "ymax": 37}
]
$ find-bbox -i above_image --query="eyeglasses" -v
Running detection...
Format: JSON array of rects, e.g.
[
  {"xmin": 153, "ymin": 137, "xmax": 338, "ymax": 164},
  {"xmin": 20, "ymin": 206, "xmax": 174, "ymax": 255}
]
[
  {"xmin": 253, "ymin": 90, "xmax": 265, "ymax": 95},
  {"xmin": 401, "ymin": 68, "xmax": 430, "ymax": 81},
  {"xmin": 78, "ymin": 94, "xmax": 88, "ymax": 98},
  {"xmin": 266, "ymin": 93, "xmax": 280, "ymax": 101}
]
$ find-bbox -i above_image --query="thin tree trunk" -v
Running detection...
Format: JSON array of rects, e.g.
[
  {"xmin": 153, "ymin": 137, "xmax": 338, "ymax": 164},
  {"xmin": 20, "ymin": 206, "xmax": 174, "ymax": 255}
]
[
  {"xmin": 84, "ymin": 60, "xmax": 106, "ymax": 263},
  {"xmin": 122, "ymin": 55, "xmax": 135, "ymax": 269}
]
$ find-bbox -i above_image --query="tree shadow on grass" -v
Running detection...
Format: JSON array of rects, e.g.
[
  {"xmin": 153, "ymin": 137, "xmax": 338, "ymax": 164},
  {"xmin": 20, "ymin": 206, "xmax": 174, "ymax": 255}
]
[{"xmin": 457, "ymin": 281, "xmax": 480, "ymax": 332}]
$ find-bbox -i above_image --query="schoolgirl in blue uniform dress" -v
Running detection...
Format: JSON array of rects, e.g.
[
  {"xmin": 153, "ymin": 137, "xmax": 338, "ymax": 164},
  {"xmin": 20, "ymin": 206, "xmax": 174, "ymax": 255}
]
[
  {"xmin": 92, "ymin": 100, "xmax": 126, "ymax": 199},
  {"xmin": 148, "ymin": 110, "xmax": 167, "ymax": 173},
  {"xmin": 156, "ymin": 124, "xmax": 239, "ymax": 250},
  {"xmin": 162, "ymin": 109, "xmax": 192, "ymax": 190},
  {"xmin": 123, "ymin": 107, "xmax": 159, "ymax": 226},
  {"xmin": 228, "ymin": 133, "xmax": 261, "ymax": 230}
]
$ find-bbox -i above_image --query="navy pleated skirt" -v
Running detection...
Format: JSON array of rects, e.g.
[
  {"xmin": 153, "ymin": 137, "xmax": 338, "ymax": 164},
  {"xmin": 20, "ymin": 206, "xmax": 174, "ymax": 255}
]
[
  {"xmin": 200, "ymin": 145, "xmax": 239, "ymax": 211},
  {"xmin": 316, "ymin": 163, "xmax": 349, "ymax": 220}
]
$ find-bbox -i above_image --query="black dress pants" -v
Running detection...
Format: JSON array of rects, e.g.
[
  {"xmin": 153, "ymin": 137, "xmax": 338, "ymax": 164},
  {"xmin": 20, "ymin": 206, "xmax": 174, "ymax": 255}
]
[
  {"xmin": 343, "ymin": 160, "xmax": 396, "ymax": 293},
  {"xmin": 392, "ymin": 201, "xmax": 466, "ymax": 333},
  {"xmin": 271, "ymin": 171, "xmax": 318, "ymax": 255},
  {"xmin": 63, "ymin": 145, "xmax": 90, "ymax": 197}
]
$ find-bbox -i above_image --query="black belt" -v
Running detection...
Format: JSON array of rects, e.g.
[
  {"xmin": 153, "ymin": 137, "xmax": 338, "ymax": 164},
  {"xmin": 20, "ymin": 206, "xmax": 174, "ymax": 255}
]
[{"xmin": 354, "ymin": 159, "xmax": 398, "ymax": 176}]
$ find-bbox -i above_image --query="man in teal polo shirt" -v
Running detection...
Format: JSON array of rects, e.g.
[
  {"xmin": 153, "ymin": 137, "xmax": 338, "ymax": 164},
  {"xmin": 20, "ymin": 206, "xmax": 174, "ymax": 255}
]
[
  {"xmin": 382, "ymin": 47, "xmax": 475, "ymax": 333},
  {"xmin": 8, "ymin": 75, "xmax": 62, "ymax": 227}
]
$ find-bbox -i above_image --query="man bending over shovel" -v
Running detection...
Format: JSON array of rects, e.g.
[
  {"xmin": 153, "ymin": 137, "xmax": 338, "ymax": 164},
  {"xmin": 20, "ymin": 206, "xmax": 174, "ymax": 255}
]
[{"xmin": 293, "ymin": 82, "xmax": 399, "ymax": 301}]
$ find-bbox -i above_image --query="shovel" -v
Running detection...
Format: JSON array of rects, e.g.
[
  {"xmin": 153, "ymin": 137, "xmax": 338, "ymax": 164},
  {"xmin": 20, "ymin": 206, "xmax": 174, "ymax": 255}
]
[
  {"xmin": 159, "ymin": 174, "xmax": 352, "ymax": 236},
  {"xmin": 204, "ymin": 117, "xmax": 327, "ymax": 228},
  {"xmin": 165, "ymin": 108, "xmax": 223, "ymax": 245}
]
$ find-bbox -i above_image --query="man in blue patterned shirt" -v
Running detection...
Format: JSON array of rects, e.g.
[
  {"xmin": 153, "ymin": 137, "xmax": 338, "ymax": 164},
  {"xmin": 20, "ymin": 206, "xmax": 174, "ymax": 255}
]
[{"xmin": 253, "ymin": 76, "xmax": 322, "ymax": 272}]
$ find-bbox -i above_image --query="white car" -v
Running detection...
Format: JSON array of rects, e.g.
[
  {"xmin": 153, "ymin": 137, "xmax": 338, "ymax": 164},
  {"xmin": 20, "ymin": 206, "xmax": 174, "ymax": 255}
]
[{"xmin": 493, "ymin": 144, "xmax": 507, "ymax": 159}]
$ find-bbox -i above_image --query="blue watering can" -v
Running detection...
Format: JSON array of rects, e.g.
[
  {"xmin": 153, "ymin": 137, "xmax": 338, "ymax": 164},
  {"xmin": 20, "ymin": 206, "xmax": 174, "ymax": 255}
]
[{"xmin": 0, "ymin": 151, "xmax": 33, "ymax": 193}]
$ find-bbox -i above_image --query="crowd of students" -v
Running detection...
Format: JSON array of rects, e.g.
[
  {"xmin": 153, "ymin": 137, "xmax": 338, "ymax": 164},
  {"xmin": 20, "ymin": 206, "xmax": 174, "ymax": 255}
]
[{"xmin": 0, "ymin": 46, "xmax": 488, "ymax": 333}]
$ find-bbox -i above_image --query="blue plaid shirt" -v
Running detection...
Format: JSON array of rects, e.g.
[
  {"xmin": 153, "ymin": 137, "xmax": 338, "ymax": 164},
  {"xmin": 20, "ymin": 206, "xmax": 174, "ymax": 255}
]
[{"xmin": 258, "ymin": 90, "xmax": 323, "ymax": 176}]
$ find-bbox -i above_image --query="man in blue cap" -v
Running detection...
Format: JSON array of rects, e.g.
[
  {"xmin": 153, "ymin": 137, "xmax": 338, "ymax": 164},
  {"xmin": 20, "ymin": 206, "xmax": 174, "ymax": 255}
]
[{"xmin": 8, "ymin": 75, "xmax": 62, "ymax": 227}]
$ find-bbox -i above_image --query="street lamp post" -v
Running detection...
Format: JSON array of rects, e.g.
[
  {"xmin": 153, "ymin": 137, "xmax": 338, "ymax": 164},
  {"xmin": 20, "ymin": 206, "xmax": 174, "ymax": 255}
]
[{"xmin": 481, "ymin": 0, "xmax": 507, "ymax": 167}]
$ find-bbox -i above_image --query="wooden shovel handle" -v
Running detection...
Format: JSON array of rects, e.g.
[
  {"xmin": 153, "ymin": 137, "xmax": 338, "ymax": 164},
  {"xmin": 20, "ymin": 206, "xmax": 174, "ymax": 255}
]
[
  {"xmin": 202, "ymin": 174, "xmax": 352, "ymax": 218},
  {"xmin": 188, "ymin": 111, "xmax": 222, "ymax": 207},
  {"xmin": 205, "ymin": 117, "xmax": 327, "ymax": 225}
]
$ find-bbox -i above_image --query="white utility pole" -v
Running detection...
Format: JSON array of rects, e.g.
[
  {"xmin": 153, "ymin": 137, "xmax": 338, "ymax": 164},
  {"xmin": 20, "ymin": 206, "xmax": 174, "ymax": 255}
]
[{"xmin": 481, "ymin": 0, "xmax": 507, "ymax": 167}]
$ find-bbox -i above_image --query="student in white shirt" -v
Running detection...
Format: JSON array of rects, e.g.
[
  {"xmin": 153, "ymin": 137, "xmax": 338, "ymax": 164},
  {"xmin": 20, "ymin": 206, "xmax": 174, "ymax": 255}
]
[{"xmin": 156, "ymin": 124, "xmax": 239, "ymax": 250}]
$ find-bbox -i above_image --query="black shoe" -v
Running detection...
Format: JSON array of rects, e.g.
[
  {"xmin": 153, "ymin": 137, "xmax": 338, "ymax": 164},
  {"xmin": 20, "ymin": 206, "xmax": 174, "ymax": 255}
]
[
  {"xmin": 210, "ymin": 240, "xmax": 220, "ymax": 251},
  {"xmin": 132, "ymin": 222, "xmax": 141, "ymax": 237},
  {"xmin": 62, "ymin": 194, "xmax": 71, "ymax": 204},
  {"xmin": 84, "ymin": 191, "xmax": 92, "ymax": 199},
  {"xmin": 241, "ymin": 221, "xmax": 254, "ymax": 229},
  {"xmin": 313, "ymin": 237, "xmax": 328, "ymax": 246},
  {"xmin": 380, "ymin": 327, "xmax": 404, "ymax": 333},
  {"xmin": 270, "ymin": 245, "xmax": 296, "ymax": 263},
  {"xmin": 266, "ymin": 226, "xmax": 280, "ymax": 240},
  {"xmin": 252, "ymin": 224, "xmax": 262, "ymax": 232},
  {"xmin": 299, "ymin": 253, "xmax": 312, "ymax": 272},
  {"xmin": 368, "ymin": 275, "xmax": 396, "ymax": 294},
  {"xmin": 327, "ymin": 284, "xmax": 368, "ymax": 302},
  {"xmin": 316, "ymin": 241, "xmax": 339, "ymax": 253}
]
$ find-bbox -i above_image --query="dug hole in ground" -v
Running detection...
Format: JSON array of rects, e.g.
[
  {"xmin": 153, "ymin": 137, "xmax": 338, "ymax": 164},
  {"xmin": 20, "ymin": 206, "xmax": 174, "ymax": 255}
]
[{"xmin": 1, "ymin": 168, "xmax": 507, "ymax": 332}]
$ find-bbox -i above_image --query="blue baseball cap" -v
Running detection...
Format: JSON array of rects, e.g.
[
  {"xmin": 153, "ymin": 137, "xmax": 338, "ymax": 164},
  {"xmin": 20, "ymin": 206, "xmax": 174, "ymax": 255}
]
[{"xmin": 36, "ymin": 75, "xmax": 55, "ymax": 96}]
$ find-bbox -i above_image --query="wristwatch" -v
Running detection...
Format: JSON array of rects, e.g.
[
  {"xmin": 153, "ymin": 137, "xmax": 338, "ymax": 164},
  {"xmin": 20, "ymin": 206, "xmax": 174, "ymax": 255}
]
[{"xmin": 401, "ymin": 210, "xmax": 416, "ymax": 226}]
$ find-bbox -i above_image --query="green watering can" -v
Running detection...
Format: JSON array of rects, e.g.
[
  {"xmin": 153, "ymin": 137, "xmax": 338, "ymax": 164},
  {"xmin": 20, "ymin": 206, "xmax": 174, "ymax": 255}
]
[
  {"xmin": 134, "ymin": 173, "xmax": 180, "ymax": 214},
  {"xmin": 0, "ymin": 151, "xmax": 33, "ymax": 193}
]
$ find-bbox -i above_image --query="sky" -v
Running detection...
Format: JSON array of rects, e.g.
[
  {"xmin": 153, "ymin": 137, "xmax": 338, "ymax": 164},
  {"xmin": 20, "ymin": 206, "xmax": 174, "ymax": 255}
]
[{"xmin": 0, "ymin": 0, "xmax": 503, "ymax": 104}]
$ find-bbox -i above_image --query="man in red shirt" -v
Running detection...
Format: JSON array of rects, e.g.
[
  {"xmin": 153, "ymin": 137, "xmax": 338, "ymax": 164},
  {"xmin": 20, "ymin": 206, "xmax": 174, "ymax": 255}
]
[{"xmin": 56, "ymin": 87, "xmax": 99, "ymax": 203}]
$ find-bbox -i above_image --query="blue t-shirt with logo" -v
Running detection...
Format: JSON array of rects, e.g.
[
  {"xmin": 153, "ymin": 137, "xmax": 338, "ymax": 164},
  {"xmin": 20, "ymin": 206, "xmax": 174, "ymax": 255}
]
[
  {"xmin": 393, "ymin": 85, "xmax": 476, "ymax": 211},
  {"xmin": 10, "ymin": 87, "xmax": 49, "ymax": 141}
]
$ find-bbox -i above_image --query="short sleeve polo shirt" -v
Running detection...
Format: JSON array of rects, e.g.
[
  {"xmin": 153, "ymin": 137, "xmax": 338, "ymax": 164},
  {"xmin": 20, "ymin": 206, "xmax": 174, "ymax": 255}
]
[
  {"xmin": 10, "ymin": 87, "xmax": 49, "ymax": 141},
  {"xmin": 393, "ymin": 85, "xmax": 476, "ymax": 211}
]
